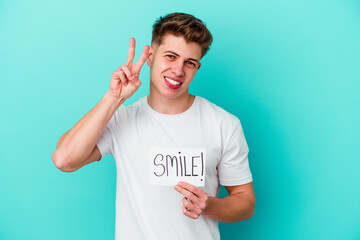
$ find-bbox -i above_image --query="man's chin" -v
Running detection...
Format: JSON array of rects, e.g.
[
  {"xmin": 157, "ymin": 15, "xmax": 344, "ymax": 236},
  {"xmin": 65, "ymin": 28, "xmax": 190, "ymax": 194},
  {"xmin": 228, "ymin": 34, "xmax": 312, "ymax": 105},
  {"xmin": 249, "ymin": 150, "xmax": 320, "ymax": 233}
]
[{"xmin": 159, "ymin": 90, "xmax": 189, "ymax": 100}]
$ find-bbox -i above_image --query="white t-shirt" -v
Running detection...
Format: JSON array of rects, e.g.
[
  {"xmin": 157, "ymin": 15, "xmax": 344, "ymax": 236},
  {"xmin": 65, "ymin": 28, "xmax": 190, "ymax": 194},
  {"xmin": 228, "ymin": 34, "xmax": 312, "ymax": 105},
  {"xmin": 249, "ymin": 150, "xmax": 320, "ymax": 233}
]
[{"xmin": 96, "ymin": 96, "xmax": 253, "ymax": 240}]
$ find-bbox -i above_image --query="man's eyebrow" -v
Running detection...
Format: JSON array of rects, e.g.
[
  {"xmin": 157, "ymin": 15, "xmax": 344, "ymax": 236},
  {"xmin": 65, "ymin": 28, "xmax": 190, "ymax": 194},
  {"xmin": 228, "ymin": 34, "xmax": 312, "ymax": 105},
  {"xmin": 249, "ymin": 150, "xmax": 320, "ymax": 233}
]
[{"xmin": 164, "ymin": 50, "xmax": 199, "ymax": 63}]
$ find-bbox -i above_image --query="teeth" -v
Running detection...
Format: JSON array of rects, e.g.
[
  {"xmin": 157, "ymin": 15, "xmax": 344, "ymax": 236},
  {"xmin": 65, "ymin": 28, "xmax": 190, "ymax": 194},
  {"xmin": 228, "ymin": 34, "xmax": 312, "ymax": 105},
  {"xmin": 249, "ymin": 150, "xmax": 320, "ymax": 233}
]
[{"xmin": 165, "ymin": 77, "xmax": 181, "ymax": 85}]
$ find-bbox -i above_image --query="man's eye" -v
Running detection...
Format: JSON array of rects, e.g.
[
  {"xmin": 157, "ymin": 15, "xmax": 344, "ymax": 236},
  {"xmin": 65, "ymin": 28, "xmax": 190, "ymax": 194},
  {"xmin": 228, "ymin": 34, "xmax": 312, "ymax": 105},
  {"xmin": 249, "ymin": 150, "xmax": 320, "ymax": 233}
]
[
  {"xmin": 167, "ymin": 55, "xmax": 175, "ymax": 59},
  {"xmin": 186, "ymin": 61, "xmax": 196, "ymax": 67}
]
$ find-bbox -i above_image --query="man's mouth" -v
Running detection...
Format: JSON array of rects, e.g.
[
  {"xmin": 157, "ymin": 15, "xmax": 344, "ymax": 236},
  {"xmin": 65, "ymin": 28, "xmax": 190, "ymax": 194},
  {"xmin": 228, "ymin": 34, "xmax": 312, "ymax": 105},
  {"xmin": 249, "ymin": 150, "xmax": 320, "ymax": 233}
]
[{"xmin": 164, "ymin": 76, "xmax": 182, "ymax": 89}]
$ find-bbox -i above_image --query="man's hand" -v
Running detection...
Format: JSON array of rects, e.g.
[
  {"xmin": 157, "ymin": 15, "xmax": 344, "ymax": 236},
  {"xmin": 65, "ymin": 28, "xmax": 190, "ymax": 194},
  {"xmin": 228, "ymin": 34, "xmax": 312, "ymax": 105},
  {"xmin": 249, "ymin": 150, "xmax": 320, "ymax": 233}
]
[
  {"xmin": 174, "ymin": 181, "xmax": 209, "ymax": 219},
  {"xmin": 109, "ymin": 38, "xmax": 149, "ymax": 100}
]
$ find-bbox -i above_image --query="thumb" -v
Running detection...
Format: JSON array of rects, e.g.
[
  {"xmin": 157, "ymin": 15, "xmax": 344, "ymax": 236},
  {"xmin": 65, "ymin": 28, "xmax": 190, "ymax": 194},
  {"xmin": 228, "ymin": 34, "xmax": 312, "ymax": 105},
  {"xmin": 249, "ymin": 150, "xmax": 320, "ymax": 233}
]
[{"xmin": 135, "ymin": 79, "xmax": 142, "ymax": 88}]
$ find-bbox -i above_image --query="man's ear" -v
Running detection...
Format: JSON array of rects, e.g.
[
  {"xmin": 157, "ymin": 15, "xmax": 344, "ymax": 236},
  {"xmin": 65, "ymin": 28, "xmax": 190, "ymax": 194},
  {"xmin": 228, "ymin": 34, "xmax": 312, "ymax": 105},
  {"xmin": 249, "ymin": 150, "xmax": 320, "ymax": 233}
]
[
  {"xmin": 197, "ymin": 62, "xmax": 201, "ymax": 70},
  {"xmin": 146, "ymin": 46, "xmax": 154, "ymax": 66}
]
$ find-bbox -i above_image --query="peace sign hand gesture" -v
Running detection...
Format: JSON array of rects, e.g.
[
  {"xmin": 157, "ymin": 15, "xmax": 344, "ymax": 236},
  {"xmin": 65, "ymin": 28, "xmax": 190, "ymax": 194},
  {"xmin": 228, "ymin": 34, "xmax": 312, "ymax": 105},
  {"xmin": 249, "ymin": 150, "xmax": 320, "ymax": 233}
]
[{"xmin": 109, "ymin": 38, "xmax": 149, "ymax": 100}]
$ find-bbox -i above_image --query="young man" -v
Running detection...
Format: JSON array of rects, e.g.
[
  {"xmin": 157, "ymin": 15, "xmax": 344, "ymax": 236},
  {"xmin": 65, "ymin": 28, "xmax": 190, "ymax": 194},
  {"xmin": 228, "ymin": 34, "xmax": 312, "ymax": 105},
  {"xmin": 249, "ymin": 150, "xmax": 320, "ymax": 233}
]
[{"xmin": 52, "ymin": 13, "xmax": 255, "ymax": 240}]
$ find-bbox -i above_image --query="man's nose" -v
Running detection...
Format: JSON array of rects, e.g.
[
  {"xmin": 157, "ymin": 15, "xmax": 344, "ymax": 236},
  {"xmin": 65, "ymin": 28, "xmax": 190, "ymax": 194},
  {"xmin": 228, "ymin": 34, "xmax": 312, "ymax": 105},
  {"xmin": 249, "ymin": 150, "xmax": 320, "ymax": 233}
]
[{"xmin": 171, "ymin": 61, "xmax": 185, "ymax": 77}]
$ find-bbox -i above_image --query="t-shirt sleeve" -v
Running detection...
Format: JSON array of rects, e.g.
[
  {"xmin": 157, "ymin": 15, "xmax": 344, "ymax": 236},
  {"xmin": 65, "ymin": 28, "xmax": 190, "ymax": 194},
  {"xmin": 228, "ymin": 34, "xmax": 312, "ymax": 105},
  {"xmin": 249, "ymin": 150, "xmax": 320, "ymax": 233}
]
[
  {"xmin": 96, "ymin": 110, "xmax": 117, "ymax": 160},
  {"xmin": 218, "ymin": 119, "xmax": 253, "ymax": 186}
]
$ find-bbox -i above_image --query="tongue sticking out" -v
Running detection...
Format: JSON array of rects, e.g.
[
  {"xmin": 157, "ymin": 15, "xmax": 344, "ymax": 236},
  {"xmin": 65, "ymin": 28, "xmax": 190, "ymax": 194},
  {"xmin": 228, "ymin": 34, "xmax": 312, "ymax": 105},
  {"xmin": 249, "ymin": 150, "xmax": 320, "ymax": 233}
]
[{"xmin": 164, "ymin": 77, "xmax": 182, "ymax": 89}]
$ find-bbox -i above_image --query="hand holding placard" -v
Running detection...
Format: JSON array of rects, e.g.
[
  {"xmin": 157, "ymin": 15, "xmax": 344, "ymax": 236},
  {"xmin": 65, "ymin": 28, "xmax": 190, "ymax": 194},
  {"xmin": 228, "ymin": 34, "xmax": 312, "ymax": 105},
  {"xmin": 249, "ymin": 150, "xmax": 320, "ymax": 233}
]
[{"xmin": 174, "ymin": 181, "xmax": 210, "ymax": 219}]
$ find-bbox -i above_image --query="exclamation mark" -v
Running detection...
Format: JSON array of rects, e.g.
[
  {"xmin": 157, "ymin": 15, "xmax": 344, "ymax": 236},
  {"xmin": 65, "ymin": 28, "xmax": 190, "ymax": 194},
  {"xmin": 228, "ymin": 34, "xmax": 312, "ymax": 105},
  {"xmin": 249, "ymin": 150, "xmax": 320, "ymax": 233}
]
[{"xmin": 201, "ymin": 152, "xmax": 204, "ymax": 181}]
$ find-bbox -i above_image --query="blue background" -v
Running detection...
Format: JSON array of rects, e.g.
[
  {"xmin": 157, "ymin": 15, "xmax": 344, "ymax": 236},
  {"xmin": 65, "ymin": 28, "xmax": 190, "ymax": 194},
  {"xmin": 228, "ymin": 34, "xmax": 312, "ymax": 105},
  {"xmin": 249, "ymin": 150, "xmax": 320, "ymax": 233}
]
[{"xmin": 1, "ymin": 0, "xmax": 359, "ymax": 239}]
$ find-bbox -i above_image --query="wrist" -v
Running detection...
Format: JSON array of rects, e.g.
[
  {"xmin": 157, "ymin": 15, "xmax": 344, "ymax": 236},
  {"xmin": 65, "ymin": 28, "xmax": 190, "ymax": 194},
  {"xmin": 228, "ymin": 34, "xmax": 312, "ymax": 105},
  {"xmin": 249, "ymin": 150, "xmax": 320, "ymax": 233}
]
[
  {"xmin": 202, "ymin": 196, "xmax": 216, "ymax": 217},
  {"xmin": 104, "ymin": 90, "xmax": 126, "ymax": 107}
]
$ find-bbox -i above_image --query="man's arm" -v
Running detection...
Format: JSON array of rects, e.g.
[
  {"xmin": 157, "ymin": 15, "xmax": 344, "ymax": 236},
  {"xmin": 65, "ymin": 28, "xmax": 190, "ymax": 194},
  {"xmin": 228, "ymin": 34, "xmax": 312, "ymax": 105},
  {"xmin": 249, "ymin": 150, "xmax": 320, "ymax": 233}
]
[
  {"xmin": 52, "ymin": 93, "xmax": 125, "ymax": 172},
  {"xmin": 174, "ymin": 181, "xmax": 255, "ymax": 222},
  {"xmin": 203, "ymin": 183, "xmax": 255, "ymax": 222},
  {"xmin": 52, "ymin": 38, "xmax": 149, "ymax": 172}
]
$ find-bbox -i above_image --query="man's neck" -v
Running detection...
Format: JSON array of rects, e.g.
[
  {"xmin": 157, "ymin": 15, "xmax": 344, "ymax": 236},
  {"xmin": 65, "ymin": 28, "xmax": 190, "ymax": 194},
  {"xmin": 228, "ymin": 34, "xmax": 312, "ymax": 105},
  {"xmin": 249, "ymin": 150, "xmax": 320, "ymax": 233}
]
[{"xmin": 147, "ymin": 93, "xmax": 195, "ymax": 115}]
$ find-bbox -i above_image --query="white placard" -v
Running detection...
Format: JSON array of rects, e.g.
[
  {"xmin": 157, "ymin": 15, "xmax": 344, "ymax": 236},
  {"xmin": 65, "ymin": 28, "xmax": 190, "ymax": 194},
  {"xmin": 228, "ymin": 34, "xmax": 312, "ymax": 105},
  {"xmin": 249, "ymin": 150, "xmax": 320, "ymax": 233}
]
[{"xmin": 149, "ymin": 148, "xmax": 206, "ymax": 187}]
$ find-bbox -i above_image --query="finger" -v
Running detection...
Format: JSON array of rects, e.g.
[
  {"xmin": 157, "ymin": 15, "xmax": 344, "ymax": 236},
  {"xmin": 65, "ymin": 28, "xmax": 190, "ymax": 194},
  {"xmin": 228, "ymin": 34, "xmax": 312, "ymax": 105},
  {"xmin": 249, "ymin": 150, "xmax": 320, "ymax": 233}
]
[
  {"xmin": 126, "ymin": 37, "xmax": 135, "ymax": 65},
  {"xmin": 129, "ymin": 78, "xmax": 141, "ymax": 92},
  {"xmin": 118, "ymin": 70, "xmax": 128, "ymax": 86},
  {"xmin": 128, "ymin": 73, "xmax": 138, "ymax": 83},
  {"xmin": 134, "ymin": 45, "xmax": 149, "ymax": 72},
  {"xmin": 174, "ymin": 185, "xmax": 199, "ymax": 204},
  {"xmin": 119, "ymin": 65, "xmax": 132, "ymax": 81},
  {"xmin": 134, "ymin": 78, "xmax": 142, "ymax": 87},
  {"xmin": 183, "ymin": 197, "xmax": 204, "ymax": 215},
  {"xmin": 182, "ymin": 197, "xmax": 193, "ymax": 211},
  {"xmin": 182, "ymin": 205, "xmax": 199, "ymax": 219},
  {"xmin": 178, "ymin": 181, "xmax": 205, "ymax": 197}
]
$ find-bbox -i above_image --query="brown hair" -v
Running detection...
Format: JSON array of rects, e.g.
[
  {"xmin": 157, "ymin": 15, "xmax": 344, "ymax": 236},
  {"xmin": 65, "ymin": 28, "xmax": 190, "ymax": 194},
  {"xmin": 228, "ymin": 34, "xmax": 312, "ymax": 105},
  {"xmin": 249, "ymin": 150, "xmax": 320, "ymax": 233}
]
[{"xmin": 151, "ymin": 12, "xmax": 213, "ymax": 58}]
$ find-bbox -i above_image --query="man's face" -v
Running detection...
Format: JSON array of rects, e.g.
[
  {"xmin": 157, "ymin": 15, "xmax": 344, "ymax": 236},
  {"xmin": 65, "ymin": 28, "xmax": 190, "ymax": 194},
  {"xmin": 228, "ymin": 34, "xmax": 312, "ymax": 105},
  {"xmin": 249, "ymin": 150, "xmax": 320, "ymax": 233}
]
[{"xmin": 147, "ymin": 34, "xmax": 202, "ymax": 100}]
